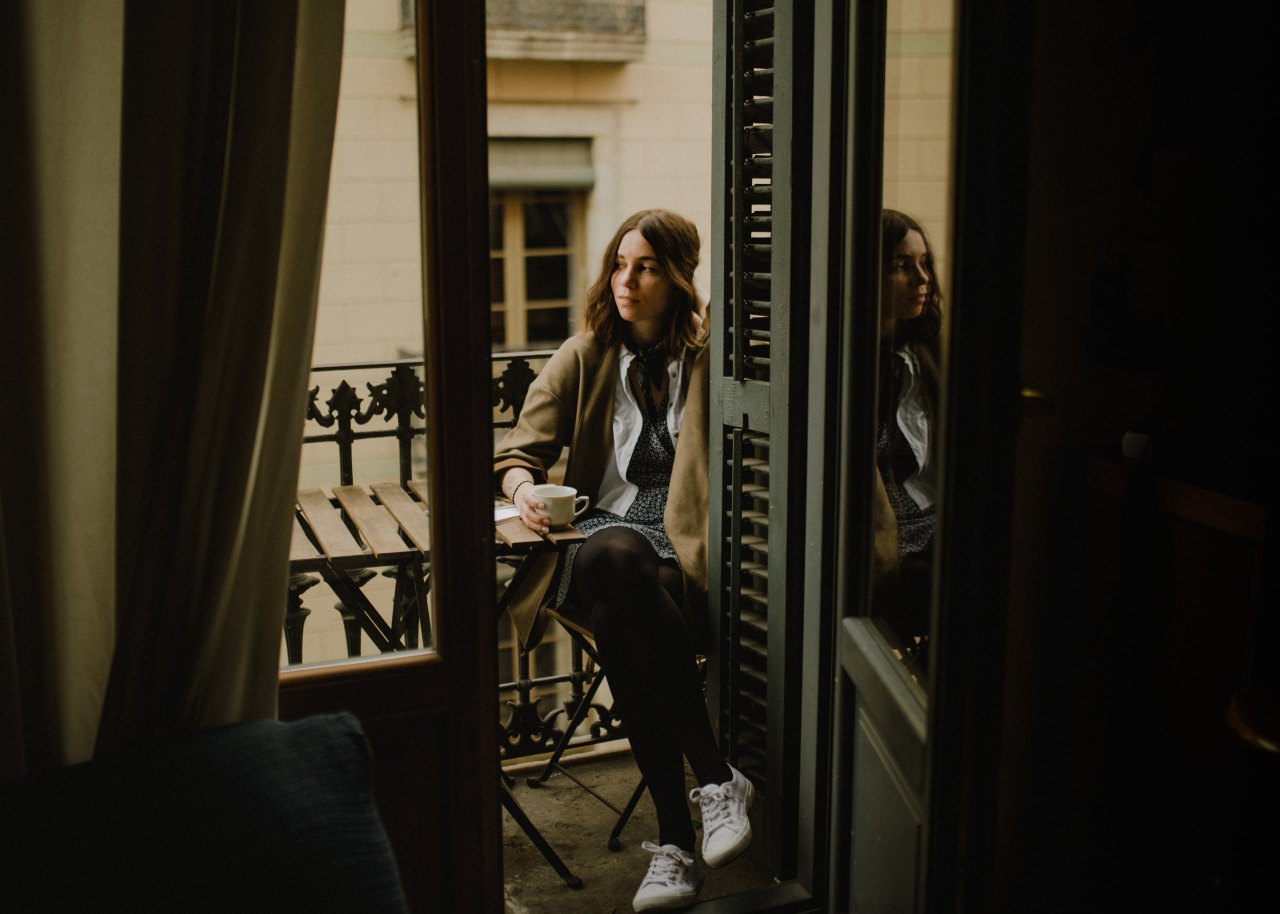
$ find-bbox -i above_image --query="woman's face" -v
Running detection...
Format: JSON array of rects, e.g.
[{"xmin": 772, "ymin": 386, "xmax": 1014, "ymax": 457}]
[
  {"xmin": 612, "ymin": 229, "xmax": 673, "ymax": 343},
  {"xmin": 881, "ymin": 228, "xmax": 931, "ymax": 330}
]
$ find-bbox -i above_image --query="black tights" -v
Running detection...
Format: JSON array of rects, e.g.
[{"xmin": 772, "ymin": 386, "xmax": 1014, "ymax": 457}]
[{"xmin": 568, "ymin": 527, "xmax": 731, "ymax": 852}]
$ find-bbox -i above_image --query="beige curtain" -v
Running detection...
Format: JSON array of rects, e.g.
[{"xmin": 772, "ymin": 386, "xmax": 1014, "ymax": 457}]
[{"xmin": 1, "ymin": 0, "xmax": 345, "ymax": 776}]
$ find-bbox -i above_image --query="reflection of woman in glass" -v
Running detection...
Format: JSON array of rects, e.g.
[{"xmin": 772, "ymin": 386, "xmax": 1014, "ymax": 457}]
[{"xmin": 875, "ymin": 209, "xmax": 942, "ymax": 655}]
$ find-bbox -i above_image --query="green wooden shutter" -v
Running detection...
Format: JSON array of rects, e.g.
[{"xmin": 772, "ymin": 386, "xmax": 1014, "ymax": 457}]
[{"xmin": 709, "ymin": 0, "xmax": 812, "ymax": 873}]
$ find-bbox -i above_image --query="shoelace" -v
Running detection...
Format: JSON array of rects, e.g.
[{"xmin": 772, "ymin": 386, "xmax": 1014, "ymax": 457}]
[
  {"xmin": 639, "ymin": 841, "xmax": 695, "ymax": 886},
  {"xmin": 689, "ymin": 783, "xmax": 736, "ymax": 834}
]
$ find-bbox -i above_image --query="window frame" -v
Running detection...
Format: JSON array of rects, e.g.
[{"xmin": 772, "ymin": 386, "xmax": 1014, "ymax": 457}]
[{"xmin": 489, "ymin": 189, "xmax": 586, "ymax": 351}]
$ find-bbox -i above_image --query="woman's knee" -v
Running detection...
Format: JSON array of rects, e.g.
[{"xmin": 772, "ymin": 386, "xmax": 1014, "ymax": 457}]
[{"xmin": 576, "ymin": 529, "xmax": 658, "ymax": 596}]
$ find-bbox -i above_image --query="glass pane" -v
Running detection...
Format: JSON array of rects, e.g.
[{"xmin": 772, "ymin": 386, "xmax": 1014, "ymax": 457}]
[
  {"xmin": 522, "ymin": 198, "xmax": 569, "ymax": 248},
  {"xmin": 531, "ymin": 641, "xmax": 556, "ymax": 676},
  {"xmin": 491, "ymin": 309, "xmax": 506, "ymax": 347},
  {"xmin": 869, "ymin": 0, "xmax": 956, "ymax": 687},
  {"xmin": 490, "ymin": 199, "xmax": 504, "ymax": 250},
  {"xmin": 524, "ymin": 253, "xmax": 569, "ymax": 301},
  {"xmin": 490, "ymin": 256, "xmax": 505, "ymax": 304},
  {"xmin": 526, "ymin": 307, "xmax": 569, "ymax": 348},
  {"xmin": 290, "ymin": 9, "xmax": 434, "ymax": 668}
]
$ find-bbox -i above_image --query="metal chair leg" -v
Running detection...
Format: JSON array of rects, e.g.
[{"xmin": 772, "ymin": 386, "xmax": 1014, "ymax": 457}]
[
  {"xmin": 609, "ymin": 775, "xmax": 648, "ymax": 852},
  {"xmin": 526, "ymin": 652, "xmax": 607, "ymax": 788},
  {"xmin": 499, "ymin": 777, "xmax": 583, "ymax": 889}
]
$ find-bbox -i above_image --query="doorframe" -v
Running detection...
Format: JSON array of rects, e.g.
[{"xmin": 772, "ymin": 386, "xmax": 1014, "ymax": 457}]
[
  {"xmin": 813, "ymin": 0, "xmax": 888, "ymax": 907},
  {"xmin": 795, "ymin": 1, "xmax": 1040, "ymax": 908},
  {"xmin": 922, "ymin": 0, "xmax": 1034, "ymax": 908},
  {"xmin": 279, "ymin": 2, "xmax": 499, "ymax": 911}
]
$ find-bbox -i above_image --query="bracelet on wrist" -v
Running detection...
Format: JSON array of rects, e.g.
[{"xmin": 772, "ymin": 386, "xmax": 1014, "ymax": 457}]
[{"xmin": 511, "ymin": 479, "xmax": 533, "ymax": 503}]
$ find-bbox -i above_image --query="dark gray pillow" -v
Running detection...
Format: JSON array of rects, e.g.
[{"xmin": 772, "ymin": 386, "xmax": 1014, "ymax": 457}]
[{"xmin": 1, "ymin": 712, "xmax": 408, "ymax": 912}]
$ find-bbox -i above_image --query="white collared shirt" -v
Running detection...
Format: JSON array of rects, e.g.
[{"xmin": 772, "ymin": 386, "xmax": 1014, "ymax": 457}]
[
  {"xmin": 594, "ymin": 348, "xmax": 688, "ymax": 516},
  {"xmin": 894, "ymin": 344, "xmax": 936, "ymax": 510}
]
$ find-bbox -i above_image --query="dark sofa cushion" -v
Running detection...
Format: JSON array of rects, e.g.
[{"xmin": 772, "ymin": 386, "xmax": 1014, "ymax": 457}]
[{"xmin": 1, "ymin": 712, "xmax": 407, "ymax": 913}]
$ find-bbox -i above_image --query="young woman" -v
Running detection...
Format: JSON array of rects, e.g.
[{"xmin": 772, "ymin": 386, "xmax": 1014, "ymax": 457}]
[
  {"xmin": 495, "ymin": 209, "xmax": 752, "ymax": 910},
  {"xmin": 875, "ymin": 208, "xmax": 943, "ymax": 656}
]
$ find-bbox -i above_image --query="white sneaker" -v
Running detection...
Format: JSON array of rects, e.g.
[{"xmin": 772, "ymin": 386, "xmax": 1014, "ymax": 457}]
[
  {"xmin": 632, "ymin": 841, "xmax": 703, "ymax": 911},
  {"xmin": 690, "ymin": 764, "xmax": 754, "ymax": 868}
]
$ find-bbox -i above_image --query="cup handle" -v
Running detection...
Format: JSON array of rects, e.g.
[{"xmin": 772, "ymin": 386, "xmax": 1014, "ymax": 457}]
[{"xmin": 573, "ymin": 495, "xmax": 590, "ymax": 518}]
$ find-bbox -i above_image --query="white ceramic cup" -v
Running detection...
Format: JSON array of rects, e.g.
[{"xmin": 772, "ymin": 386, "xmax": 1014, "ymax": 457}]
[{"xmin": 529, "ymin": 484, "xmax": 590, "ymax": 529}]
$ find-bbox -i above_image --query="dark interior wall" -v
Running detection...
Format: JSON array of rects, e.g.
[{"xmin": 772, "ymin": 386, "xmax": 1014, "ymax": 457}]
[
  {"xmin": 1020, "ymin": 2, "xmax": 1270, "ymax": 494},
  {"xmin": 996, "ymin": 2, "xmax": 1273, "ymax": 910}
]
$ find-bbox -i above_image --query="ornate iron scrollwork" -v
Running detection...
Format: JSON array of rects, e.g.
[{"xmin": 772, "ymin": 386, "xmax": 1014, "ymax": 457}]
[
  {"xmin": 500, "ymin": 696, "xmax": 566, "ymax": 760},
  {"xmin": 492, "ymin": 357, "xmax": 538, "ymax": 425},
  {"xmin": 366, "ymin": 363, "xmax": 426, "ymax": 426},
  {"xmin": 588, "ymin": 702, "xmax": 626, "ymax": 742},
  {"xmin": 312, "ymin": 379, "xmax": 363, "ymax": 428}
]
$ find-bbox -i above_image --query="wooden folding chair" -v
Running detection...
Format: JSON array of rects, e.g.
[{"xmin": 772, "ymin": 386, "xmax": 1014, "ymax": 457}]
[
  {"xmin": 523, "ymin": 606, "xmax": 647, "ymax": 850},
  {"xmin": 526, "ymin": 607, "xmax": 710, "ymax": 852}
]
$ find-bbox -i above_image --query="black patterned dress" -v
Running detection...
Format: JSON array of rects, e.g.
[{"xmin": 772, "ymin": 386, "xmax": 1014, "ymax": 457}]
[
  {"xmin": 553, "ymin": 390, "xmax": 679, "ymax": 609},
  {"xmin": 877, "ymin": 417, "xmax": 935, "ymax": 559},
  {"xmin": 877, "ymin": 354, "xmax": 935, "ymax": 560}
]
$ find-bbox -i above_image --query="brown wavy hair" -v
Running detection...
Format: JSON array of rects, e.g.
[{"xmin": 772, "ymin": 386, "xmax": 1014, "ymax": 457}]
[
  {"xmin": 584, "ymin": 209, "xmax": 706, "ymax": 354},
  {"xmin": 882, "ymin": 209, "xmax": 943, "ymax": 412}
]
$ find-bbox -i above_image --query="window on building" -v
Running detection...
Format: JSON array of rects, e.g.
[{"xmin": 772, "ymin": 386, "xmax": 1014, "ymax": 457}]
[{"xmin": 490, "ymin": 189, "xmax": 585, "ymax": 351}]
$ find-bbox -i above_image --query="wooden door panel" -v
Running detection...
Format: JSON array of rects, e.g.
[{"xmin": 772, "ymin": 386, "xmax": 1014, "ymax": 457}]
[
  {"xmin": 276, "ymin": 2, "xmax": 498, "ymax": 912},
  {"xmin": 280, "ymin": 660, "xmax": 459, "ymax": 911},
  {"xmin": 849, "ymin": 711, "xmax": 922, "ymax": 914},
  {"xmin": 839, "ymin": 618, "xmax": 926, "ymax": 914}
]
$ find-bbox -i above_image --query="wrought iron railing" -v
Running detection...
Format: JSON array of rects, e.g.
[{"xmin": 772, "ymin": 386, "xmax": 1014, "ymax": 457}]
[
  {"xmin": 292, "ymin": 350, "xmax": 621, "ymax": 761},
  {"xmin": 299, "ymin": 348, "xmax": 554, "ymax": 484}
]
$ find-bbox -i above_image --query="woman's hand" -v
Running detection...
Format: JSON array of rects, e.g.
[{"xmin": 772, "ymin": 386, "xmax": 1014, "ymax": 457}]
[{"xmin": 511, "ymin": 479, "xmax": 551, "ymax": 535}]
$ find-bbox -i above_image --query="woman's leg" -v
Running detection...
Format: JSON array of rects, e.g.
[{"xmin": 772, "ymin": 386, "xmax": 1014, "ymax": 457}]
[{"xmin": 568, "ymin": 527, "xmax": 730, "ymax": 851}]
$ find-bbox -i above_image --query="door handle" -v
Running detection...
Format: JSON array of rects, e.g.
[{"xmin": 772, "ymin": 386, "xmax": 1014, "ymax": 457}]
[
  {"xmin": 1019, "ymin": 386, "xmax": 1053, "ymax": 412},
  {"xmin": 1018, "ymin": 387, "xmax": 1054, "ymax": 428}
]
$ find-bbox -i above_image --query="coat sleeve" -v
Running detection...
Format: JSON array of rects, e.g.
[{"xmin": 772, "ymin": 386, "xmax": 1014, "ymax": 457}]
[
  {"xmin": 872, "ymin": 468, "xmax": 901, "ymax": 582},
  {"xmin": 493, "ymin": 339, "xmax": 582, "ymax": 491}
]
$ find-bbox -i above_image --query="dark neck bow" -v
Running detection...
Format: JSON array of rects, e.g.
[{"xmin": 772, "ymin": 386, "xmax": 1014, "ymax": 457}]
[
  {"xmin": 630, "ymin": 342, "xmax": 669, "ymax": 423},
  {"xmin": 635, "ymin": 343, "xmax": 668, "ymax": 389}
]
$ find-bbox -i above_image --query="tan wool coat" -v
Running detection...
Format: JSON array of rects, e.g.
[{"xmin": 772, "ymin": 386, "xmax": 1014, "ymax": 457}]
[{"xmin": 494, "ymin": 326, "xmax": 710, "ymax": 649}]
